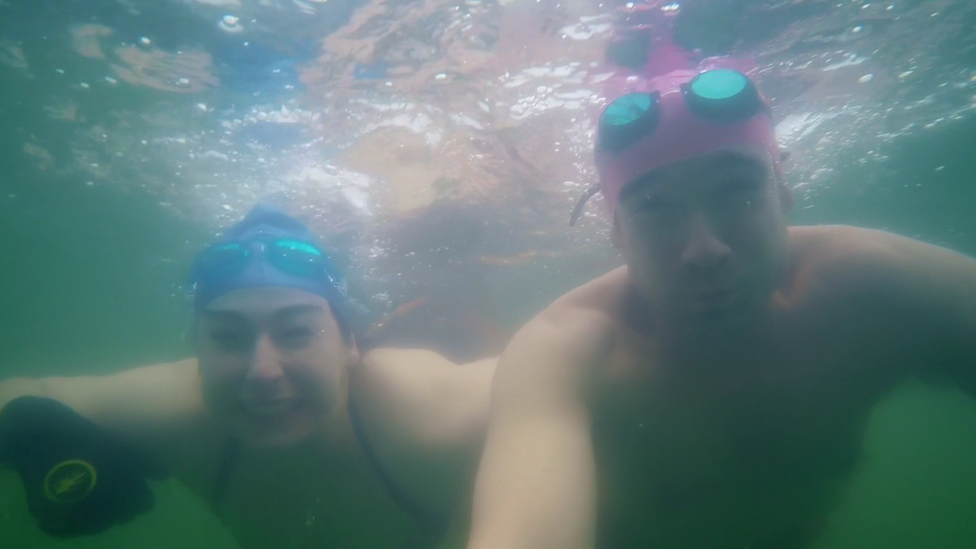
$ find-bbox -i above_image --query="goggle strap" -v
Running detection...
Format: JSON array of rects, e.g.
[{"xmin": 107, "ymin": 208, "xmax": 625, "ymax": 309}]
[{"xmin": 569, "ymin": 184, "xmax": 602, "ymax": 227}]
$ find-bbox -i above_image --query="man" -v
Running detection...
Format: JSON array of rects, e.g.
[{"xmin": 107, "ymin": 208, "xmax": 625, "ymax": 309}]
[
  {"xmin": 465, "ymin": 66, "xmax": 976, "ymax": 549},
  {"xmin": 0, "ymin": 205, "xmax": 496, "ymax": 548}
]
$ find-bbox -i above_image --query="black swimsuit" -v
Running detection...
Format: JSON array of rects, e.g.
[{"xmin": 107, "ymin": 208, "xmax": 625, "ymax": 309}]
[{"xmin": 208, "ymin": 400, "xmax": 446, "ymax": 547}]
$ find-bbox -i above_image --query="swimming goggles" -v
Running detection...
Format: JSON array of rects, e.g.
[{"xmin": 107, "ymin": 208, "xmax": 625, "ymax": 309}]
[
  {"xmin": 597, "ymin": 69, "xmax": 766, "ymax": 154},
  {"xmin": 190, "ymin": 236, "xmax": 342, "ymax": 288},
  {"xmin": 569, "ymin": 69, "xmax": 770, "ymax": 226}
]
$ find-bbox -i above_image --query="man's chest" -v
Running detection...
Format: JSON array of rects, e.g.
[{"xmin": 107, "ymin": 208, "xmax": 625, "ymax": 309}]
[{"xmin": 591, "ymin": 328, "xmax": 898, "ymax": 548}]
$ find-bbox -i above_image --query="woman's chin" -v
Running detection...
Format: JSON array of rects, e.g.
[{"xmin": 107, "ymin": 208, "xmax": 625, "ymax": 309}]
[{"xmin": 233, "ymin": 408, "xmax": 316, "ymax": 448}]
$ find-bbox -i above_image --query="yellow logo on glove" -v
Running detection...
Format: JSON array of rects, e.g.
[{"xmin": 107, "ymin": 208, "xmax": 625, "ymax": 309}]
[{"xmin": 43, "ymin": 460, "xmax": 97, "ymax": 504}]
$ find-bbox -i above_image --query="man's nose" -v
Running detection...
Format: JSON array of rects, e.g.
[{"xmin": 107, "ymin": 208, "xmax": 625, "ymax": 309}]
[{"xmin": 680, "ymin": 211, "xmax": 732, "ymax": 270}]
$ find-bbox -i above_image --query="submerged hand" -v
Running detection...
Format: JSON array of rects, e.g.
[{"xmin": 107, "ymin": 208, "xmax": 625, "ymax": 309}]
[{"xmin": 0, "ymin": 396, "xmax": 165, "ymax": 537}]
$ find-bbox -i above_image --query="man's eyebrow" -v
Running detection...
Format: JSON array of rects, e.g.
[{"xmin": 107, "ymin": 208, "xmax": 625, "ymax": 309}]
[
  {"xmin": 619, "ymin": 151, "xmax": 771, "ymax": 202},
  {"xmin": 620, "ymin": 170, "xmax": 667, "ymax": 202},
  {"xmin": 705, "ymin": 150, "xmax": 769, "ymax": 172}
]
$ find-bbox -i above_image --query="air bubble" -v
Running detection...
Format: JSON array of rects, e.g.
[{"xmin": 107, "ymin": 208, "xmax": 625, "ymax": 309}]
[{"xmin": 219, "ymin": 15, "xmax": 243, "ymax": 33}]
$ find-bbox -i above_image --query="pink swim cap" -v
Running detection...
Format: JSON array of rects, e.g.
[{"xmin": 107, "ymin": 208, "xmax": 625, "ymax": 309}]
[{"xmin": 595, "ymin": 69, "xmax": 780, "ymax": 215}]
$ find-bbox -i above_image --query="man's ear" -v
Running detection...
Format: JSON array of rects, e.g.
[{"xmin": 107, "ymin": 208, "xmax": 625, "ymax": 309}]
[
  {"xmin": 778, "ymin": 181, "xmax": 794, "ymax": 213},
  {"xmin": 611, "ymin": 214, "xmax": 623, "ymax": 249},
  {"xmin": 774, "ymin": 150, "xmax": 793, "ymax": 213},
  {"xmin": 346, "ymin": 338, "xmax": 362, "ymax": 370}
]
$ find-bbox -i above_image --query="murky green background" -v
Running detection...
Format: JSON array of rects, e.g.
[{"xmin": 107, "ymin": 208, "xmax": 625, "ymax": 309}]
[{"xmin": 3, "ymin": 0, "xmax": 976, "ymax": 547}]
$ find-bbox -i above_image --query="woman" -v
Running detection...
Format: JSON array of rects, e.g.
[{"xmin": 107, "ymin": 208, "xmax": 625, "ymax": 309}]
[{"xmin": 0, "ymin": 204, "xmax": 496, "ymax": 548}]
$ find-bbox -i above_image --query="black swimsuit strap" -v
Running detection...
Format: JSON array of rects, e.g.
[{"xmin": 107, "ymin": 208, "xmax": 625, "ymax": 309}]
[
  {"xmin": 347, "ymin": 397, "xmax": 448, "ymax": 544},
  {"xmin": 207, "ymin": 407, "xmax": 445, "ymax": 547},
  {"xmin": 210, "ymin": 435, "xmax": 241, "ymax": 520}
]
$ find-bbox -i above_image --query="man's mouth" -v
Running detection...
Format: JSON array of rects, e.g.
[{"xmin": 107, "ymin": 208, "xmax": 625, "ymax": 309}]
[
  {"xmin": 690, "ymin": 287, "xmax": 735, "ymax": 309},
  {"xmin": 242, "ymin": 399, "xmax": 301, "ymax": 417}
]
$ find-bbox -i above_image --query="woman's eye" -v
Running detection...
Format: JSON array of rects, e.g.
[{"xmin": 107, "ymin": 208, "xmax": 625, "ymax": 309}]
[
  {"xmin": 210, "ymin": 331, "xmax": 250, "ymax": 351},
  {"xmin": 286, "ymin": 328, "xmax": 312, "ymax": 339},
  {"xmin": 276, "ymin": 327, "xmax": 315, "ymax": 348}
]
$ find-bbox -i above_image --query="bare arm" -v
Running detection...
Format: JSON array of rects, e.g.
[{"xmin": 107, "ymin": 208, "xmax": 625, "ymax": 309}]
[
  {"xmin": 0, "ymin": 360, "xmax": 207, "ymax": 465},
  {"xmin": 829, "ymin": 227, "xmax": 976, "ymax": 395},
  {"xmin": 466, "ymin": 308, "xmax": 609, "ymax": 549}
]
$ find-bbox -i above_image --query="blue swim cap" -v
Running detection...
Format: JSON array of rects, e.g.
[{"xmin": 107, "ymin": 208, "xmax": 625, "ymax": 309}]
[{"xmin": 189, "ymin": 204, "xmax": 350, "ymax": 317}]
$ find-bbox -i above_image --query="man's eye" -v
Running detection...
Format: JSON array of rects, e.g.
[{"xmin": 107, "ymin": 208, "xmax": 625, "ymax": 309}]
[
  {"xmin": 636, "ymin": 201, "xmax": 683, "ymax": 225},
  {"xmin": 635, "ymin": 197, "xmax": 674, "ymax": 213},
  {"xmin": 720, "ymin": 175, "xmax": 762, "ymax": 194}
]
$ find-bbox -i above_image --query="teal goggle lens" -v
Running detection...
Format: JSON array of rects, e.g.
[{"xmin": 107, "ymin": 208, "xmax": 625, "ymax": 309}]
[
  {"xmin": 195, "ymin": 238, "xmax": 329, "ymax": 282},
  {"xmin": 597, "ymin": 70, "xmax": 763, "ymax": 155},
  {"xmin": 689, "ymin": 69, "xmax": 748, "ymax": 100},
  {"xmin": 603, "ymin": 92, "xmax": 654, "ymax": 126},
  {"xmin": 268, "ymin": 238, "xmax": 328, "ymax": 278},
  {"xmin": 196, "ymin": 242, "xmax": 250, "ymax": 280},
  {"xmin": 598, "ymin": 92, "xmax": 661, "ymax": 154},
  {"xmin": 684, "ymin": 69, "xmax": 762, "ymax": 122}
]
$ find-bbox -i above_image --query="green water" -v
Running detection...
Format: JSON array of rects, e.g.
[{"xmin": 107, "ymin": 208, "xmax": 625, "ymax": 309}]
[
  {"xmin": 2, "ymin": 0, "xmax": 976, "ymax": 547},
  {"xmin": 0, "ymin": 185, "xmax": 235, "ymax": 548},
  {"xmin": 0, "ymin": 474, "xmax": 237, "ymax": 549},
  {"xmin": 4, "ymin": 121, "xmax": 976, "ymax": 549},
  {"xmin": 791, "ymin": 120, "xmax": 976, "ymax": 256},
  {"xmin": 814, "ymin": 383, "xmax": 976, "ymax": 549}
]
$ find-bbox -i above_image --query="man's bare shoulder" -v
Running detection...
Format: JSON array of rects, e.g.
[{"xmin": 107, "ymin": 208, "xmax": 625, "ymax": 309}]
[
  {"xmin": 786, "ymin": 224, "xmax": 976, "ymax": 325},
  {"xmin": 550, "ymin": 266, "xmax": 631, "ymax": 314},
  {"xmin": 789, "ymin": 224, "xmax": 907, "ymax": 259},
  {"xmin": 789, "ymin": 224, "xmax": 941, "ymax": 287},
  {"xmin": 516, "ymin": 267, "xmax": 626, "ymax": 362}
]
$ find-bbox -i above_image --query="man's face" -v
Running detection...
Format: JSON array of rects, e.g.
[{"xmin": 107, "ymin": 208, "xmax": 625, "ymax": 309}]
[
  {"xmin": 615, "ymin": 145, "xmax": 792, "ymax": 327},
  {"xmin": 195, "ymin": 287, "xmax": 356, "ymax": 447}
]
